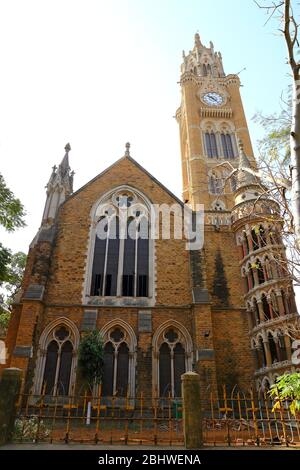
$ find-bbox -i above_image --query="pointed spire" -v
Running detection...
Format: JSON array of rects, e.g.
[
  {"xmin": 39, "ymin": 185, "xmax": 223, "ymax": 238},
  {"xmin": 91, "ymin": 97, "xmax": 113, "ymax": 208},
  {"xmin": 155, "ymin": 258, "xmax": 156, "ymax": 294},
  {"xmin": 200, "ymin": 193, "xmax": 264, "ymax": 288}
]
[
  {"xmin": 124, "ymin": 142, "xmax": 131, "ymax": 157},
  {"xmin": 194, "ymin": 32, "xmax": 202, "ymax": 48},
  {"xmin": 59, "ymin": 143, "xmax": 71, "ymax": 177},
  {"xmin": 236, "ymin": 139, "xmax": 259, "ymax": 190}
]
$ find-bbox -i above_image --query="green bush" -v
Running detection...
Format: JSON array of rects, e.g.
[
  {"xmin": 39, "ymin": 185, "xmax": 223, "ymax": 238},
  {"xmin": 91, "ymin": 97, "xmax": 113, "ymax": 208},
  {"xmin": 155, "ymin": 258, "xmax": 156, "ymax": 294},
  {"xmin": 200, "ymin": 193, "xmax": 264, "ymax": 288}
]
[
  {"xmin": 13, "ymin": 416, "xmax": 50, "ymax": 442},
  {"xmin": 78, "ymin": 330, "xmax": 104, "ymax": 386}
]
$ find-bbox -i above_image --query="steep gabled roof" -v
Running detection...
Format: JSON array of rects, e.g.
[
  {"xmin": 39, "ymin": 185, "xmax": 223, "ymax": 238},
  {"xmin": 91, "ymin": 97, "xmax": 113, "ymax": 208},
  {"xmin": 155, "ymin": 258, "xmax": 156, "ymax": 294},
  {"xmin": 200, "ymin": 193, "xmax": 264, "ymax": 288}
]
[{"xmin": 67, "ymin": 144, "xmax": 184, "ymax": 206}]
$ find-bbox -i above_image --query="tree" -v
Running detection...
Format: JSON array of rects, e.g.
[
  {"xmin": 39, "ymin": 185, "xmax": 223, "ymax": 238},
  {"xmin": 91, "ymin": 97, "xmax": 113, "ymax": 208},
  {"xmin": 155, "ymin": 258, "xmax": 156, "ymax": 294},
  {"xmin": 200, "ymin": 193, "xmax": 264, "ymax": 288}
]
[
  {"xmin": 0, "ymin": 173, "xmax": 26, "ymax": 286},
  {"xmin": 2, "ymin": 251, "xmax": 27, "ymax": 306},
  {"xmin": 255, "ymin": 0, "xmax": 300, "ymax": 246},
  {"xmin": 78, "ymin": 330, "xmax": 104, "ymax": 387},
  {"xmin": 269, "ymin": 372, "xmax": 300, "ymax": 415}
]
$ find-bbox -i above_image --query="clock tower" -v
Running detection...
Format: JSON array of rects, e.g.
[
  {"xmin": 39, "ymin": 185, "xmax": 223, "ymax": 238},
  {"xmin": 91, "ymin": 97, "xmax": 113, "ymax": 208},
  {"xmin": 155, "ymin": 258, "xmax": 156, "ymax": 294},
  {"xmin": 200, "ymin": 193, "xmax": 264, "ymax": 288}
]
[{"xmin": 176, "ymin": 33, "xmax": 254, "ymax": 212}]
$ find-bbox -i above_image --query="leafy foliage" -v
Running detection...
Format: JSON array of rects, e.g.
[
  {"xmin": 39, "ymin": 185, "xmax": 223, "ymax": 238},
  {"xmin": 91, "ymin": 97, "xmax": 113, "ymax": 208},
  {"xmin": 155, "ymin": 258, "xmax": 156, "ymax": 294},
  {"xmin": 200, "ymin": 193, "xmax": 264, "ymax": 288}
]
[
  {"xmin": 0, "ymin": 244, "xmax": 12, "ymax": 284},
  {"xmin": 0, "ymin": 173, "xmax": 26, "ymax": 289},
  {"xmin": 0, "ymin": 311, "xmax": 10, "ymax": 331},
  {"xmin": 2, "ymin": 251, "xmax": 27, "ymax": 305},
  {"xmin": 13, "ymin": 417, "xmax": 50, "ymax": 442},
  {"xmin": 269, "ymin": 373, "xmax": 300, "ymax": 416},
  {"xmin": 0, "ymin": 174, "xmax": 26, "ymax": 232},
  {"xmin": 78, "ymin": 330, "xmax": 104, "ymax": 386},
  {"xmin": 253, "ymin": 87, "xmax": 292, "ymax": 167}
]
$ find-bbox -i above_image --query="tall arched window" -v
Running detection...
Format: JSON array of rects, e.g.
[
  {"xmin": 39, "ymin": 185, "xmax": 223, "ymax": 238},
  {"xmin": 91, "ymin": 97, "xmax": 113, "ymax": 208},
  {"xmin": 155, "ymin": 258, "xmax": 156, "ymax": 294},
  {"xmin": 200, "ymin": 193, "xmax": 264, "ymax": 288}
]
[
  {"xmin": 277, "ymin": 332, "xmax": 287, "ymax": 362},
  {"xmin": 256, "ymin": 259, "xmax": 265, "ymax": 284},
  {"xmin": 253, "ymin": 298, "xmax": 260, "ymax": 324},
  {"xmin": 42, "ymin": 325, "xmax": 74, "ymax": 396},
  {"xmin": 248, "ymin": 263, "xmax": 255, "ymax": 289},
  {"xmin": 270, "ymin": 291, "xmax": 280, "ymax": 317},
  {"xmin": 262, "ymin": 294, "xmax": 271, "ymax": 321},
  {"xmin": 153, "ymin": 322, "xmax": 193, "ymax": 399},
  {"xmin": 209, "ymin": 172, "xmax": 223, "ymax": 195},
  {"xmin": 257, "ymin": 337, "xmax": 267, "ymax": 369},
  {"xmin": 101, "ymin": 325, "xmax": 135, "ymax": 397},
  {"xmin": 258, "ymin": 225, "xmax": 267, "ymax": 247},
  {"xmin": 205, "ymin": 132, "xmax": 218, "ymax": 158},
  {"xmin": 251, "ymin": 228, "xmax": 259, "ymax": 251},
  {"xmin": 268, "ymin": 333, "xmax": 278, "ymax": 363},
  {"xmin": 89, "ymin": 189, "xmax": 151, "ymax": 299},
  {"xmin": 221, "ymin": 133, "xmax": 235, "ymax": 159},
  {"xmin": 158, "ymin": 329, "xmax": 186, "ymax": 397}
]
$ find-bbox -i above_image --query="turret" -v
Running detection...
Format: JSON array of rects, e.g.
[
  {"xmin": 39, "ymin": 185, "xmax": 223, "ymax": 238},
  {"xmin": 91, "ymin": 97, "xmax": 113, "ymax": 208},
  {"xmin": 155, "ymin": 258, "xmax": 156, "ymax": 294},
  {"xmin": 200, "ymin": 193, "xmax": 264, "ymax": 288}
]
[{"xmin": 42, "ymin": 143, "xmax": 74, "ymax": 226}]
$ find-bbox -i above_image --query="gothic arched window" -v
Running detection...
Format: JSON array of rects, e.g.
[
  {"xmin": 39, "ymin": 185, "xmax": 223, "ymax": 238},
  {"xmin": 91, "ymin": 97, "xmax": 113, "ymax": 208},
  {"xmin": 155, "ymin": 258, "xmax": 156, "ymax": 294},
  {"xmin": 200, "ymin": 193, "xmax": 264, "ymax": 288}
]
[
  {"xmin": 221, "ymin": 133, "xmax": 235, "ymax": 159},
  {"xmin": 101, "ymin": 326, "xmax": 134, "ymax": 397},
  {"xmin": 256, "ymin": 259, "xmax": 265, "ymax": 284},
  {"xmin": 89, "ymin": 190, "xmax": 151, "ymax": 299},
  {"xmin": 42, "ymin": 325, "xmax": 74, "ymax": 396},
  {"xmin": 261, "ymin": 294, "xmax": 271, "ymax": 321},
  {"xmin": 257, "ymin": 337, "xmax": 267, "ymax": 369},
  {"xmin": 268, "ymin": 333, "xmax": 278, "ymax": 363},
  {"xmin": 205, "ymin": 132, "xmax": 218, "ymax": 158},
  {"xmin": 158, "ymin": 329, "xmax": 186, "ymax": 398},
  {"xmin": 251, "ymin": 228, "xmax": 259, "ymax": 251}
]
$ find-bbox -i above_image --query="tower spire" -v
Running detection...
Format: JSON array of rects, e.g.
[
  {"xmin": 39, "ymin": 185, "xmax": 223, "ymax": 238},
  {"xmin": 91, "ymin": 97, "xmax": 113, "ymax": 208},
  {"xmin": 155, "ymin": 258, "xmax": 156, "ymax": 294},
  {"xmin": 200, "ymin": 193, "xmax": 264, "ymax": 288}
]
[
  {"xmin": 236, "ymin": 139, "xmax": 259, "ymax": 190},
  {"xmin": 42, "ymin": 143, "xmax": 74, "ymax": 225}
]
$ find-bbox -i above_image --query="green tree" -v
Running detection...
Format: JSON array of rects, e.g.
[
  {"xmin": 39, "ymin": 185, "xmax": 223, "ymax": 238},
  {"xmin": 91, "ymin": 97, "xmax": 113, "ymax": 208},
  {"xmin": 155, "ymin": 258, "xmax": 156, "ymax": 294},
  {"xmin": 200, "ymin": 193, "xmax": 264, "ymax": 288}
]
[
  {"xmin": 253, "ymin": 87, "xmax": 292, "ymax": 167},
  {"xmin": 3, "ymin": 251, "xmax": 27, "ymax": 306},
  {"xmin": 0, "ymin": 173, "xmax": 26, "ymax": 286},
  {"xmin": 78, "ymin": 330, "xmax": 104, "ymax": 387},
  {"xmin": 269, "ymin": 372, "xmax": 300, "ymax": 416}
]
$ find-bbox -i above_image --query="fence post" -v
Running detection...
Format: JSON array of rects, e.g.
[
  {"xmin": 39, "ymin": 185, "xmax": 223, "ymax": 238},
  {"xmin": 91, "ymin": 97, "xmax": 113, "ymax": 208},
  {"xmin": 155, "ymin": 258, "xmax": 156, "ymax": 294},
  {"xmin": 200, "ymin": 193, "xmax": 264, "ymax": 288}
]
[
  {"xmin": 181, "ymin": 371, "xmax": 203, "ymax": 449},
  {"xmin": 0, "ymin": 368, "xmax": 22, "ymax": 445}
]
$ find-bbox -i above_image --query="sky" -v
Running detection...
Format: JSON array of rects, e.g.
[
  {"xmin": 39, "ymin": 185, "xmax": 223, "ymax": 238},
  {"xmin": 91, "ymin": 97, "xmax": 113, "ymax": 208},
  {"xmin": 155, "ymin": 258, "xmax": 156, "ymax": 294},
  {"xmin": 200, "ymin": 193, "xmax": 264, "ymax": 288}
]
[{"xmin": 0, "ymin": 0, "xmax": 292, "ymax": 254}]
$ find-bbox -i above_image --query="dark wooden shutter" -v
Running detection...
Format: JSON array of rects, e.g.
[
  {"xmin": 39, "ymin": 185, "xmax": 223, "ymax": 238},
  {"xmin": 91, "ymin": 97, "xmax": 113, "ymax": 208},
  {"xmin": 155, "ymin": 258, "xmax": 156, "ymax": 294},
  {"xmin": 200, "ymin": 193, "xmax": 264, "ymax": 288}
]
[
  {"xmin": 57, "ymin": 341, "xmax": 73, "ymax": 395},
  {"xmin": 116, "ymin": 342, "xmax": 129, "ymax": 397},
  {"xmin": 173, "ymin": 343, "xmax": 186, "ymax": 397},
  {"xmin": 102, "ymin": 342, "xmax": 114, "ymax": 396},
  {"xmin": 159, "ymin": 343, "xmax": 171, "ymax": 397},
  {"xmin": 43, "ymin": 340, "xmax": 59, "ymax": 395}
]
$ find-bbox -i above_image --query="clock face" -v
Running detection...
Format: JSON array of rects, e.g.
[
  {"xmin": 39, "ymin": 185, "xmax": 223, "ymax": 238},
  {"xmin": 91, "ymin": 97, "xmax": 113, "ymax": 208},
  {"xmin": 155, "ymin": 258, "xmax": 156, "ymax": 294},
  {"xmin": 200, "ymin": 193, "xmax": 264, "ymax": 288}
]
[{"xmin": 202, "ymin": 92, "xmax": 223, "ymax": 106}]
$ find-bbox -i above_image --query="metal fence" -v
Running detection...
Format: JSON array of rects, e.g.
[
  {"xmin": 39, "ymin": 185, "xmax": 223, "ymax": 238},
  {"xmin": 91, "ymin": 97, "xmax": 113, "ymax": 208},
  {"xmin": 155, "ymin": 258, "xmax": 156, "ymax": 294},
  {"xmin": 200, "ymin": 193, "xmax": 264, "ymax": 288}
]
[
  {"xmin": 13, "ymin": 390, "xmax": 184, "ymax": 446},
  {"xmin": 202, "ymin": 386, "xmax": 300, "ymax": 447},
  {"xmin": 12, "ymin": 386, "xmax": 300, "ymax": 447}
]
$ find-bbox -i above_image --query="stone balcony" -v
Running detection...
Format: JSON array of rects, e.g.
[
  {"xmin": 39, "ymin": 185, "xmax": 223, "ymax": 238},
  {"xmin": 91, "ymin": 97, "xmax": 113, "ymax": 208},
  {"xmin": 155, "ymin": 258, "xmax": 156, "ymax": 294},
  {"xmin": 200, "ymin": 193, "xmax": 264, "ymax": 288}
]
[
  {"xmin": 250, "ymin": 312, "xmax": 299, "ymax": 335},
  {"xmin": 254, "ymin": 360, "xmax": 293, "ymax": 377}
]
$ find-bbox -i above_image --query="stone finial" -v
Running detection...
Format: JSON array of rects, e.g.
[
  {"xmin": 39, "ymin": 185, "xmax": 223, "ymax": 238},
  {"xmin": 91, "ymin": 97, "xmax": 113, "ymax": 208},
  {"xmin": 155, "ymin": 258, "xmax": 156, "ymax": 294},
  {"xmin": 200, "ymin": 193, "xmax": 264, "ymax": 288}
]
[
  {"xmin": 194, "ymin": 32, "xmax": 201, "ymax": 46},
  {"xmin": 125, "ymin": 142, "xmax": 130, "ymax": 157},
  {"xmin": 64, "ymin": 143, "xmax": 71, "ymax": 153}
]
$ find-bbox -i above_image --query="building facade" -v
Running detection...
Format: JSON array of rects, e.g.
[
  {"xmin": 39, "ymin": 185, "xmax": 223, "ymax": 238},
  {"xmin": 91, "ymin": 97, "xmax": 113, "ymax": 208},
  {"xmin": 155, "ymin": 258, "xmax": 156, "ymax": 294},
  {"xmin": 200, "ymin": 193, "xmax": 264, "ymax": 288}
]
[{"xmin": 2, "ymin": 34, "xmax": 299, "ymax": 399}]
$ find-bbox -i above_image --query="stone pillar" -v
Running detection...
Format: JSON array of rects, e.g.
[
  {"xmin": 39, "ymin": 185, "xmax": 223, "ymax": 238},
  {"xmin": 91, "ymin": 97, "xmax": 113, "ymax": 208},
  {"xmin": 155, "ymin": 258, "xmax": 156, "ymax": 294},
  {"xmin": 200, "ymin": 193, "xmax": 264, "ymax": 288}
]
[
  {"xmin": 284, "ymin": 335, "xmax": 292, "ymax": 360},
  {"xmin": 181, "ymin": 371, "xmax": 203, "ymax": 449},
  {"xmin": 276, "ymin": 291, "xmax": 285, "ymax": 316},
  {"xmin": 0, "ymin": 368, "xmax": 22, "ymax": 445}
]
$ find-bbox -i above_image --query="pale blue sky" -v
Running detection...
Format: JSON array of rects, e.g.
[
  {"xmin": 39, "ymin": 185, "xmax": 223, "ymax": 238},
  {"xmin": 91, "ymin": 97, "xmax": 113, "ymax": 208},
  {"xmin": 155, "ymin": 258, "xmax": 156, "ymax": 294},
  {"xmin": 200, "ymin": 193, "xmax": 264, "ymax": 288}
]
[{"xmin": 0, "ymin": 0, "xmax": 292, "ymax": 253}]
